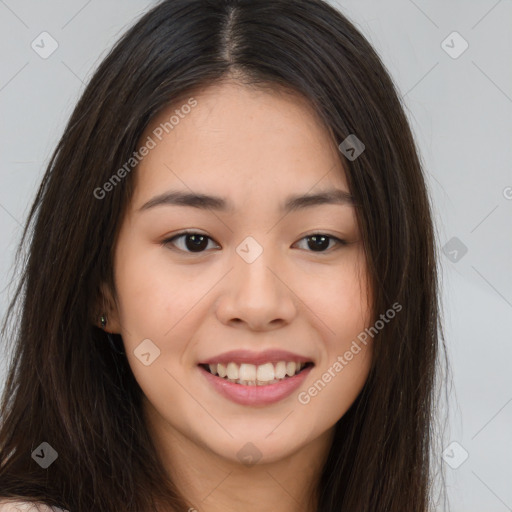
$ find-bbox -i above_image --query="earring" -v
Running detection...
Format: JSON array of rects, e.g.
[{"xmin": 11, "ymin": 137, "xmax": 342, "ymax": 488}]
[{"xmin": 100, "ymin": 314, "xmax": 107, "ymax": 329}]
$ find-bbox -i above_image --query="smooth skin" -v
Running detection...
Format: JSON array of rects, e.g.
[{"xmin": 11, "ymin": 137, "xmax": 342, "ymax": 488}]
[{"xmin": 100, "ymin": 80, "xmax": 374, "ymax": 512}]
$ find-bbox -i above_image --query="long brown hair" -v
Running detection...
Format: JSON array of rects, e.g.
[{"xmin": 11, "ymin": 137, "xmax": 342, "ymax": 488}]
[{"xmin": 0, "ymin": 0, "xmax": 449, "ymax": 510}]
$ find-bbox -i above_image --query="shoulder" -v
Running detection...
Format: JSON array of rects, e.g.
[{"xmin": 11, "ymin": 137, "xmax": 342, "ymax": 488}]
[{"xmin": 0, "ymin": 500, "xmax": 62, "ymax": 511}]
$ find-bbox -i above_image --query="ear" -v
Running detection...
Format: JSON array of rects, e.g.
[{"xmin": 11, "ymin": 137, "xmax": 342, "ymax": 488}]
[{"xmin": 94, "ymin": 281, "xmax": 122, "ymax": 334}]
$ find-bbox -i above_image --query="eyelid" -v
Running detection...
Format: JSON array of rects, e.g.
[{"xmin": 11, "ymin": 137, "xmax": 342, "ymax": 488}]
[
  {"xmin": 162, "ymin": 229, "xmax": 220, "ymax": 250},
  {"xmin": 161, "ymin": 230, "xmax": 347, "ymax": 254},
  {"xmin": 293, "ymin": 234, "xmax": 347, "ymax": 251}
]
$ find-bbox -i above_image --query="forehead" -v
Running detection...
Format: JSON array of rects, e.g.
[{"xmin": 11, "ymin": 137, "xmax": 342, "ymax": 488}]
[{"xmin": 132, "ymin": 80, "xmax": 348, "ymax": 205}]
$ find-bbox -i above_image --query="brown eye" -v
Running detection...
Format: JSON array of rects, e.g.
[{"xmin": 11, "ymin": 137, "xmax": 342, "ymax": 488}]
[
  {"xmin": 162, "ymin": 232, "xmax": 220, "ymax": 253},
  {"xmin": 162, "ymin": 231, "xmax": 346, "ymax": 254},
  {"xmin": 294, "ymin": 234, "xmax": 346, "ymax": 253}
]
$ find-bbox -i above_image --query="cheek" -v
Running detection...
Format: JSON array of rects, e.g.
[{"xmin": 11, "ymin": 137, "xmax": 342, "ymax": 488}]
[
  {"xmin": 112, "ymin": 241, "xmax": 222, "ymax": 391},
  {"xmin": 113, "ymin": 240, "xmax": 198, "ymax": 337},
  {"xmin": 297, "ymin": 288, "xmax": 372, "ymax": 430},
  {"xmin": 306, "ymin": 246, "xmax": 372, "ymax": 340},
  {"xmin": 300, "ymin": 345, "xmax": 372, "ymax": 431},
  {"xmin": 301, "ymin": 250, "xmax": 372, "ymax": 411}
]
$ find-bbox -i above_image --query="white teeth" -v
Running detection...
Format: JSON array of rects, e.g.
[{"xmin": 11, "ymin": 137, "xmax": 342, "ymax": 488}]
[
  {"xmin": 243, "ymin": 380, "xmax": 257, "ymax": 386},
  {"xmin": 205, "ymin": 360, "xmax": 309, "ymax": 385},
  {"xmin": 239, "ymin": 363, "xmax": 257, "ymax": 381},
  {"xmin": 256, "ymin": 362, "xmax": 275, "ymax": 382},
  {"xmin": 226, "ymin": 362, "xmax": 239, "ymax": 380},
  {"xmin": 286, "ymin": 362, "xmax": 297, "ymax": 376},
  {"xmin": 275, "ymin": 361, "xmax": 287, "ymax": 379},
  {"xmin": 217, "ymin": 363, "xmax": 227, "ymax": 378}
]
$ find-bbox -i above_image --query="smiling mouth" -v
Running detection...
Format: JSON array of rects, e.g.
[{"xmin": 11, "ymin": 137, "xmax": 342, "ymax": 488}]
[{"xmin": 198, "ymin": 361, "xmax": 314, "ymax": 386}]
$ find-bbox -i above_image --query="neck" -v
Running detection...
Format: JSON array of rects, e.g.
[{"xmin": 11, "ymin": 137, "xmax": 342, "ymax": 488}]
[{"xmin": 144, "ymin": 400, "xmax": 334, "ymax": 512}]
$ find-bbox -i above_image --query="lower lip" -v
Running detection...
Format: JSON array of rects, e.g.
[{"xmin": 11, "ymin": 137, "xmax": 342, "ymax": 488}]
[{"xmin": 199, "ymin": 365, "xmax": 313, "ymax": 406}]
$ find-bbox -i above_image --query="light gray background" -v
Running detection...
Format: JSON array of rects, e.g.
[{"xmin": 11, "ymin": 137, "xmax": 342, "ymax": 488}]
[{"xmin": 1, "ymin": 1, "xmax": 511, "ymax": 511}]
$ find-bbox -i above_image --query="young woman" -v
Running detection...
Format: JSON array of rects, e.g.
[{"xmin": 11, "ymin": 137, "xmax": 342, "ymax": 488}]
[{"xmin": 0, "ymin": 0, "xmax": 448, "ymax": 511}]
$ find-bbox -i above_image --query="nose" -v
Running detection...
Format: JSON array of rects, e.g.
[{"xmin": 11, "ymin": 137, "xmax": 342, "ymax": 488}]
[{"xmin": 215, "ymin": 244, "xmax": 297, "ymax": 331}]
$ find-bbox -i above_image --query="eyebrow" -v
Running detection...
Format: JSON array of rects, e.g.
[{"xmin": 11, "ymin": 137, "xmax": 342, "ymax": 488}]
[{"xmin": 137, "ymin": 188, "xmax": 355, "ymax": 213}]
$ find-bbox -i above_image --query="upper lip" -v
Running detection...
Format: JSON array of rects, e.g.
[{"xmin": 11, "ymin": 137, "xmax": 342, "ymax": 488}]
[{"xmin": 198, "ymin": 349, "xmax": 314, "ymax": 366}]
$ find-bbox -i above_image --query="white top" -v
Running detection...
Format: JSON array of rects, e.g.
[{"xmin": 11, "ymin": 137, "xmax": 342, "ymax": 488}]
[{"xmin": 0, "ymin": 501, "xmax": 64, "ymax": 511}]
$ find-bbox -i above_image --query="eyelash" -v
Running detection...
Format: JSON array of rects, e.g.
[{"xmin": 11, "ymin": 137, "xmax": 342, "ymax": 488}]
[{"xmin": 161, "ymin": 230, "xmax": 347, "ymax": 254}]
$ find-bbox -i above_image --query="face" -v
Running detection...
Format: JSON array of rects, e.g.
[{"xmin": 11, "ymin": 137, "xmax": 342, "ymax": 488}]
[{"xmin": 104, "ymin": 80, "xmax": 373, "ymax": 467}]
